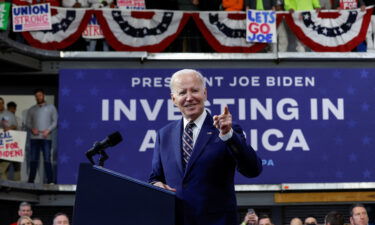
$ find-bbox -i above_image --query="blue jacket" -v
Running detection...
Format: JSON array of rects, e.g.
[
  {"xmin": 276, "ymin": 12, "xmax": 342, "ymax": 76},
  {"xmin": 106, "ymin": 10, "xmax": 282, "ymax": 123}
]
[{"xmin": 149, "ymin": 113, "xmax": 262, "ymax": 225}]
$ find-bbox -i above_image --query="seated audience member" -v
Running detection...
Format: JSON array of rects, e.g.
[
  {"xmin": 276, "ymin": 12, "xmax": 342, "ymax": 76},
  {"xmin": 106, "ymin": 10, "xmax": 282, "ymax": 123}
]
[
  {"xmin": 350, "ymin": 203, "xmax": 371, "ymax": 225},
  {"xmin": 53, "ymin": 213, "xmax": 70, "ymax": 225},
  {"xmin": 325, "ymin": 211, "xmax": 344, "ymax": 225},
  {"xmin": 291, "ymin": 218, "xmax": 304, "ymax": 225},
  {"xmin": 241, "ymin": 209, "xmax": 259, "ymax": 225},
  {"xmin": 10, "ymin": 202, "xmax": 33, "ymax": 225},
  {"xmin": 17, "ymin": 216, "xmax": 34, "ymax": 225},
  {"xmin": 32, "ymin": 218, "xmax": 43, "ymax": 225},
  {"xmin": 258, "ymin": 215, "xmax": 274, "ymax": 225},
  {"xmin": 305, "ymin": 216, "xmax": 319, "ymax": 225}
]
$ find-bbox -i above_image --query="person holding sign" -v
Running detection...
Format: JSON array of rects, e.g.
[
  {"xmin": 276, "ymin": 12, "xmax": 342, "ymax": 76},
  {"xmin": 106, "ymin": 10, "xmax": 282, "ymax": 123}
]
[
  {"xmin": 333, "ymin": 0, "xmax": 365, "ymax": 9},
  {"xmin": 0, "ymin": 97, "xmax": 18, "ymax": 181},
  {"xmin": 149, "ymin": 69, "xmax": 262, "ymax": 225}
]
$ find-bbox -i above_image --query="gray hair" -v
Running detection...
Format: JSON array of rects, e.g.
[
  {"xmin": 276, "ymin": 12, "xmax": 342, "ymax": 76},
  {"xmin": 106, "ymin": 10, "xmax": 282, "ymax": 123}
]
[
  {"xmin": 170, "ymin": 69, "xmax": 206, "ymax": 93},
  {"xmin": 19, "ymin": 202, "xmax": 31, "ymax": 210}
]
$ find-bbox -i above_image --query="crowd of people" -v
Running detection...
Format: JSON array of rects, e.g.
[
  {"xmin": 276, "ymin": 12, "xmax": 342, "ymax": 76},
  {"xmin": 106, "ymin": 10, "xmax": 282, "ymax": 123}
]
[
  {"xmin": 5, "ymin": 0, "xmax": 375, "ymax": 52},
  {"xmin": 0, "ymin": 89, "xmax": 58, "ymax": 184},
  {"xmin": 9, "ymin": 201, "xmax": 372, "ymax": 225},
  {"xmin": 241, "ymin": 203, "xmax": 372, "ymax": 225},
  {"xmin": 10, "ymin": 202, "xmax": 70, "ymax": 225}
]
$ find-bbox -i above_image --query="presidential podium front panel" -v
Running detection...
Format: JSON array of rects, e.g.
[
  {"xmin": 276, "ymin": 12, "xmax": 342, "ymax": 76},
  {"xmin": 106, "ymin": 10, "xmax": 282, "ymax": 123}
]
[{"xmin": 73, "ymin": 163, "xmax": 176, "ymax": 225}]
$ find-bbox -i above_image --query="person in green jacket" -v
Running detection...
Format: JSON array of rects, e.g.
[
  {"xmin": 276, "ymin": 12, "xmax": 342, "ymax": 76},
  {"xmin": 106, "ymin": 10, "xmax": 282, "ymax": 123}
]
[
  {"xmin": 284, "ymin": 0, "xmax": 320, "ymax": 11},
  {"xmin": 282, "ymin": 0, "xmax": 321, "ymax": 52}
]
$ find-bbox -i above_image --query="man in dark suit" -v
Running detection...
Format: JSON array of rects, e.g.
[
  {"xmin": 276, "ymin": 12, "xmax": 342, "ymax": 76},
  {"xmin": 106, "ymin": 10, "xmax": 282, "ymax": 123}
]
[{"xmin": 149, "ymin": 69, "xmax": 263, "ymax": 225}]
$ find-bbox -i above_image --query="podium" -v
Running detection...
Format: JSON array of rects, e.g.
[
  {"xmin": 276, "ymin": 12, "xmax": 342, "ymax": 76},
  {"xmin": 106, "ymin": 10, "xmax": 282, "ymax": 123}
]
[{"xmin": 73, "ymin": 163, "xmax": 176, "ymax": 225}]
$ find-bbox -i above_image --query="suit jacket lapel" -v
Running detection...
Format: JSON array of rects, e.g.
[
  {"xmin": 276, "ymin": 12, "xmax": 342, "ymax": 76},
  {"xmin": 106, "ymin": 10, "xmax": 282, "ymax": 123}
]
[
  {"xmin": 173, "ymin": 119, "xmax": 184, "ymax": 176},
  {"xmin": 184, "ymin": 114, "xmax": 216, "ymax": 176}
]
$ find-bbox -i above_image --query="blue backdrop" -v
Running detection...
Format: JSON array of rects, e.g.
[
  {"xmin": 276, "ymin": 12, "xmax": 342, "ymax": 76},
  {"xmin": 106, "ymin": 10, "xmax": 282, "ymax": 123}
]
[{"xmin": 58, "ymin": 68, "xmax": 375, "ymax": 184}]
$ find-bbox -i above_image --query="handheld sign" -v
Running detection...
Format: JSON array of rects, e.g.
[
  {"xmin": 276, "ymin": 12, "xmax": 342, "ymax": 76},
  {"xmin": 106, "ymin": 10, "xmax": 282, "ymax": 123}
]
[
  {"xmin": 0, "ymin": 129, "xmax": 26, "ymax": 162},
  {"xmin": 0, "ymin": 2, "xmax": 11, "ymax": 30},
  {"xmin": 246, "ymin": 10, "xmax": 276, "ymax": 43},
  {"xmin": 340, "ymin": 0, "xmax": 357, "ymax": 9},
  {"xmin": 82, "ymin": 15, "xmax": 104, "ymax": 39},
  {"xmin": 12, "ymin": 3, "xmax": 52, "ymax": 32},
  {"xmin": 117, "ymin": 0, "xmax": 145, "ymax": 10}
]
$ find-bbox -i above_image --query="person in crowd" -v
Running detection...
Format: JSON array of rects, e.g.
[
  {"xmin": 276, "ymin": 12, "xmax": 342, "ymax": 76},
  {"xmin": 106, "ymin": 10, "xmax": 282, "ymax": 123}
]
[
  {"xmin": 320, "ymin": 0, "xmax": 332, "ymax": 9},
  {"xmin": 362, "ymin": 0, "xmax": 375, "ymax": 52},
  {"xmin": 32, "ymin": 218, "xmax": 43, "ymax": 225},
  {"xmin": 52, "ymin": 213, "xmax": 70, "ymax": 225},
  {"xmin": 258, "ymin": 215, "xmax": 274, "ymax": 225},
  {"xmin": 332, "ymin": 0, "xmax": 364, "ymax": 9},
  {"xmin": 305, "ymin": 216, "xmax": 319, "ymax": 225},
  {"xmin": 241, "ymin": 209, "xmax": 259, "ymax": 225},
  {"xmin": 6, "ymin": 101, "xmax": 22, "ymax": 181},
  {"xmin": 332, "ymin": 0, "xmax": 366, "ymax": 51},
  {"xmin": 12, "ymin": 0, "xmax": 59, "ymax": 6},
  {"xmin": 10, "ymin": 202, "xmax": 33, "ymax": 225},
  {"xmin": 26, "ymin": 89, "xmax": 58, "ymax": 184},
  {"xmin": 245, "ymin": 0, "xmax": 276, "ymax": 10},
  {"xmin": 325, "ymin": 211, "xmax": 344, "ymax": 225},
  {"xmin": 285, "ymin": 0, "xmax": 321, "ymax": 52},
  {"xmin": 17, "ymin": 216, "xmax": 34, "ymax": 225},
  {"xmin": 291, "ymin": 218, "xmax": 304, "ymax": 225},
  {"xmin": 222, "ymin": 0, "xmax": 244, "ymax": 11},
  {"xmin": 350, "ymin": 203, "xmax": 370, "ymax": 225},
  {"xmin": 7, "ymin": 102, "xmax": 23, "ymax": 130},
  {"xmin": 149, "ymin": 69, "xmax": 262, "ymax": 225},
  {"xmin": 0, "ymin": 97, "xmax": 17, "ymax": 132},
  {"xmin": 85, "ymin": 0, "xmax": 114, "ymax": 51},
  {"xmin": 0, "ymin": 97, "xmax": 18, "ymax": 181},
  {"xmin": 276, "ymin": 0, "xmax": 290, "ymax": 52}
]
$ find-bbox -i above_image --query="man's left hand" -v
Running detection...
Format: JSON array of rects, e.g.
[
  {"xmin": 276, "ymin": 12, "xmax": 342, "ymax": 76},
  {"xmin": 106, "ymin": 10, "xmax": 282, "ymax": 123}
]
[
  {"xmin": 42, "ymin": 129, "xmax": 50, "ymax": 138},
  {"xmin": 213, "ymin": 106, "xmax": 232, "ymax": 135}
]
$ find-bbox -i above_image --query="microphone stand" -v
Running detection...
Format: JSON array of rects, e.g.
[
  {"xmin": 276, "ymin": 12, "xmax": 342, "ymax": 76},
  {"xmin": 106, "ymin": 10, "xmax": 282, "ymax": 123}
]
[
  {"xmin": 98, "ymin": 150, "xmax": 109, "ymax": 167},
  {"xmin": 86, "ymin": 142, "xmax": 110, "ymax": 167}
]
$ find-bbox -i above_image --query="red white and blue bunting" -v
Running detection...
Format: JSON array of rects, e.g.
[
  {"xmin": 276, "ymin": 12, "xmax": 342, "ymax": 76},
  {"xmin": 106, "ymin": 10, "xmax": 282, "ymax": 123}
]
[
  {"xmin": 95, "ymin": 9, "xmax": 190, "ymax": 52},
  {"xmin": 19, "ymin": 7, "xmax": 373, "ymax": 52},
  {"xmin": 22, "ymin": 7, "xmax": 92, "ymax": 50},
  {"xmin": 192, "ymin": 11, "xmax": 267, "ymax": 53},
  {"xmin": 284, "ymin": 7, "xmax": 373, "ymax": 52}
]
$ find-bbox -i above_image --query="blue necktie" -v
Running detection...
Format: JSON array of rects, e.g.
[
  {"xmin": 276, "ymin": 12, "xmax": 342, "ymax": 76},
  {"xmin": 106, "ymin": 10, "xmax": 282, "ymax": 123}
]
[{"xmin": 182, "ymin": 122, "xmax": 195, "ymax": 169}]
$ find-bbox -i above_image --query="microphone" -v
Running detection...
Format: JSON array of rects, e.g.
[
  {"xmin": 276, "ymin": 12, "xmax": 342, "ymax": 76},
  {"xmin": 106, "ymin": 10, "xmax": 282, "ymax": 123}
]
[{"xmin": 85, "ymin": 131, "xmax": 123, "ymax": 165}]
